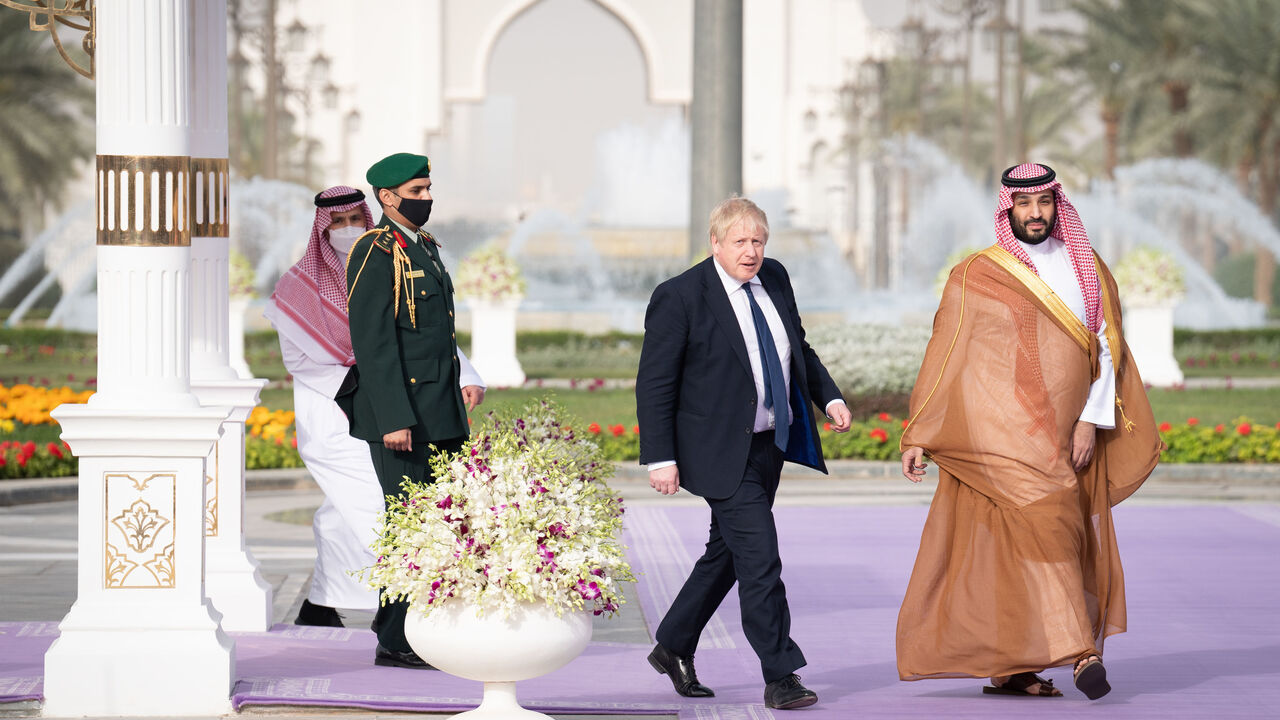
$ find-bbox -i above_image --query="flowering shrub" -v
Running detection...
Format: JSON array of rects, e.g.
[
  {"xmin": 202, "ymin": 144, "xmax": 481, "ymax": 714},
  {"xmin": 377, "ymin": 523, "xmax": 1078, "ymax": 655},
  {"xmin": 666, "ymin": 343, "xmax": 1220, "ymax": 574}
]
[
  {"xmin": 229, "ymin": 249, "xmax": 258, "ymax": 299},
  {"xmin": 455, "ymin": 244, "xmax": 526, "ymax": 303},
  {"xmin": 363, "ymin": 401, "xmax": 634, "ymax": 619},
  {"xmin": 806, "ymin": 324, "xmax": 931, "ymax": 397},
  {"xmin": 1114, "ymin": 246, "xmax": 1186, "ymax": 307},
  {"xmin": 0, "ymin": 383, "xmax": 94, "ymax": 426},
  {"xmin": 1158, "ymin": 417, "xmax": 1280, "ymax": 463},
  {"xmin": 246, "ymin": 406, "xmax": 296, "ymax": 443},
  {"xmin": 0, "ymin": 439, "xmax": 76, "ymax": 479}
]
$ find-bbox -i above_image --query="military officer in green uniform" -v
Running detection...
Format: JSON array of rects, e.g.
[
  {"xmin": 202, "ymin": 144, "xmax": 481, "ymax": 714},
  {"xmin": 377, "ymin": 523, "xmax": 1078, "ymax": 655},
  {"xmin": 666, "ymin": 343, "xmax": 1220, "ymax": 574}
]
[{"xmin": 338, "ymin": 152, "xmax": 485, "ymax": 669}]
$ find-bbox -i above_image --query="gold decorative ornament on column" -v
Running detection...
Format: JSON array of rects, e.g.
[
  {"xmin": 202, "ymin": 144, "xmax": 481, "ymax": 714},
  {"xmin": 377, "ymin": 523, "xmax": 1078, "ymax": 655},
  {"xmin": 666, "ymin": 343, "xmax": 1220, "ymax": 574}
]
[
  {"xmin": 96, "ymin": 154, "xmax": 192, "ymax": 247},
  {"xmin": 0, "ymin": 0, "xmax": 95, "ymax": 78},
  {"xmin": 190, "ymin": 157, "xmax": 230, "ymax": 238}
]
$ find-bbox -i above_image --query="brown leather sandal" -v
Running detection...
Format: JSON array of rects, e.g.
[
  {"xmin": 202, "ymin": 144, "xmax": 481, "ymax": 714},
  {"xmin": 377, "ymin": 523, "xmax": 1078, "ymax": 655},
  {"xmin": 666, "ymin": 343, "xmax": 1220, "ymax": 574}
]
[
  {"xmin": 983, "ymin": 671, "xmax": 1062, "ymax": 697},
  {"xmin": 1073, "ymin": 654, "xmax": 1111, "ymax": 700}
]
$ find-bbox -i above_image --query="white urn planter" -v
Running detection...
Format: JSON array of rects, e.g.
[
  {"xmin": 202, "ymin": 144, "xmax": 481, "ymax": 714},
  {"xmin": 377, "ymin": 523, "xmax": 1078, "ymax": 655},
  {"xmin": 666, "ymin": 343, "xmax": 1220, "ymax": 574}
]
[
  {"xmin": 404, "ymin": 601, "xmax": 592, "ymax": 719},
  {"xmin": 1123, "ymin": 302, "xmax": 1184, "ymax": 387},
  {"xmin": 468, "ymin": 297, "xmax": 526, "ymax": 388}
]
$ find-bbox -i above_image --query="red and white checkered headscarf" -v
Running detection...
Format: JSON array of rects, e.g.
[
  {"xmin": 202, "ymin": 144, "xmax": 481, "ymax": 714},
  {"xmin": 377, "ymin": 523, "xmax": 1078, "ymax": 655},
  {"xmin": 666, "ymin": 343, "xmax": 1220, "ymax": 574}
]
[
  {"xmin": 995, "ymin": 163, "xmax": 1101, "ymax": 333},
  {"xmin": 268, "ymin": 185, "xmax": 374, "ymax": 365}
]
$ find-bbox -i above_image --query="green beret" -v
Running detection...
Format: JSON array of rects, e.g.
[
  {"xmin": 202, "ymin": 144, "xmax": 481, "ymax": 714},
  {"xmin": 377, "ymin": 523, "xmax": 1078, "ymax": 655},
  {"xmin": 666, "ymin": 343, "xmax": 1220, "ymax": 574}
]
[{"xmin": 366, "ymin": 152, "xmax": 431, "ymax": 188}]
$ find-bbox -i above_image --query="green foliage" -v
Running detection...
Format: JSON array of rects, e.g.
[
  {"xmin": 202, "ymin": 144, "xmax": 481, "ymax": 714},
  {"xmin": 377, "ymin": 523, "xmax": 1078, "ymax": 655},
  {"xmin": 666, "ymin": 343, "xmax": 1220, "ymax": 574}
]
[
  {"xmin": 0, "ymin": 436, "xmax": 76, "ymax": 479},
  {"xmin": 1211, "ymin": 252, "xmax": 1280, "ymax": 307},
  {"xmin": 1158, "ymin": 418, "xmax": 1280, "ymax": 463},
  {"xmin": 244, "ymin": 434, "xmax": 303, "ymax": 470},
  {"xmin": 0, "ymin": 13, "xmax": 94, "ymax": 232}
]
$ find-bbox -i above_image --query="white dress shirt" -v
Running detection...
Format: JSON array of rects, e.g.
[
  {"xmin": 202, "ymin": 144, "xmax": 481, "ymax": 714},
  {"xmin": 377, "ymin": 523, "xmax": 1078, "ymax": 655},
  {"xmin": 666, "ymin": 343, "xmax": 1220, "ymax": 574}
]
[
  {"xmin": 648, "ymin": 260, "xmax": 848, "ymax": 471},
  {"xmin": 1018, "ymin": 237, "xmax": 1116, "ymax": 429}
]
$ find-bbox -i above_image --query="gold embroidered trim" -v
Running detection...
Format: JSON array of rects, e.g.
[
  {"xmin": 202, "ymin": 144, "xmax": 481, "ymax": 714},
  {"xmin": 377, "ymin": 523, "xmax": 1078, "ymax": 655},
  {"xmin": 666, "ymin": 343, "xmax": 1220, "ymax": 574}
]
[
  {"xmin": 979, "ymin": 246, "xmax": 1093, "ymax": 355},
  {"xmin": 900, "ymin": 253, "xmax": 979, "ymax": 452},
  {"xmin": 1095, "ymin": 254, "xmax": 1136, "ymax": 433}
]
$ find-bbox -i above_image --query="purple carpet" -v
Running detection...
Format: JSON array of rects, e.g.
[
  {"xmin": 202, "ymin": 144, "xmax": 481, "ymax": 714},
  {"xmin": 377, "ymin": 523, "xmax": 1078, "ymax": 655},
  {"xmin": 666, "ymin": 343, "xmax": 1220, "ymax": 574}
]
[{"xmin": 3, "ymin": 504, "xmax": 1280, "ymax": 719}]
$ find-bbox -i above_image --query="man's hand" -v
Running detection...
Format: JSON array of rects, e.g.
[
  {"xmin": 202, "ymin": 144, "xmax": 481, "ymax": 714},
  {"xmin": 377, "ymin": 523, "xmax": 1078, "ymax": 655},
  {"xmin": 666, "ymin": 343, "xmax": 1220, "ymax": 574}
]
[
  {"xmin": 827, "ymin": 402, "xmax": 853, "ymax": 433},
  {"xmin": 901, "ymin": 446, "xmax": 928, "ymax": 483},
  {"xmin": 649, "ymin": 465, "xmax": 680, "ymax": 495},
  {"xmin": 1070, "ymin": 420, "xmax": 1096, "ymax": 471},
  {"xmin": 462, "ymin": 385, "xmax": 485, "ymax": 411},
  {"xmin": 383, "ymin": 428, "xmax": 412, "ymax": 452}
]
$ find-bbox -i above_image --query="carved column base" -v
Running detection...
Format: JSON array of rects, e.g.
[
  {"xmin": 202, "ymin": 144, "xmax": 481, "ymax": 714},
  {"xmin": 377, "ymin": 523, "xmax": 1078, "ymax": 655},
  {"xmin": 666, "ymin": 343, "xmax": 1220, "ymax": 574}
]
[
  {"xmin": 45, "ymin": 405, "xmax": 232, "ymax": 717},
  {"xmin": 191, "ymin": 378, "xmax": 273, "ymax": 631}
]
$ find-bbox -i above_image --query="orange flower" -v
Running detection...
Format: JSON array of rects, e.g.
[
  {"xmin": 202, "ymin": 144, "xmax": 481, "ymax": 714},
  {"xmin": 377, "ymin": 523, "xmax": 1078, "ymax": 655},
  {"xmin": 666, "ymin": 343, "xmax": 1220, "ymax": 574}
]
[
  {"xmin": 877, "ymin": 412, "xmax": 891, "ymax": 422},
  {"xmin": 1187, "ymin": 417, "xmax": 1199, "ymax": 426},
  {"xmin": 631, "ymin": 425, "xmax": 640, "ymax": 435},
  {"xmin": 588, "ymin": 422, "xmax": 601, "ymax": 434},
  {"xmin": 610, "ymin": 424, "xmax": 625, "ymax": 437},
  {"xmin": 901, "ymin": 419, "xmax": 909, "ymax": 429},
  {"xmin": 1158, "ymin": 422, "xmax": 1172, "ymax": 432},
  {"xmin": 823, "ymin": 422, "xmax": 832, "ymax": 431},
  {"xmin": 869, "ymin": 428, "xmax": 889, "ymax": 443},
  {"xmin": 1237, "ymin": 423, "xmax": 1252, "ymax": 436},
  {"xmin": 1214, "ymin": 424, "xmax": 1225, "ymax": 433}
]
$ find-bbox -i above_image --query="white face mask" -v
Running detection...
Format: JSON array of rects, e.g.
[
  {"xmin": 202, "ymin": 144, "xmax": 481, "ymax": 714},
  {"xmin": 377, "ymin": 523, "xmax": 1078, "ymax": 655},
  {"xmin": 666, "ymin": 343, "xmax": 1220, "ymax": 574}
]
[{"xmin": 327, "ymin": 225, "xmax": 363, "ymax": 255}]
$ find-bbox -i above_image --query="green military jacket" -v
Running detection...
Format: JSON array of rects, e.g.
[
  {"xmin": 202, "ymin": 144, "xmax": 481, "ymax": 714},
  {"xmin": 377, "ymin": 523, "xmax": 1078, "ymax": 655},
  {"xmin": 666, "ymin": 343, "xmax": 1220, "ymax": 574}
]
[{"xmin": 336, "ymin": 215, "xmax": 468, "ymax": 444}]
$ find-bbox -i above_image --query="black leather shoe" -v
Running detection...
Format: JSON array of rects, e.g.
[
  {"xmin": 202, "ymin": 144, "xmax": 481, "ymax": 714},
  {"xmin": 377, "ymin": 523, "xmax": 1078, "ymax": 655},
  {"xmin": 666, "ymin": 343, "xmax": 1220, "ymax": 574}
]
[
  {"xmin": 647, "ymin": 643, "xmax": 715, "ymax": 697},
  {"xmin": 764, "ymin": 674, "xmax": 818, "ymax": 709},
  {"xmin": 294, "ymin": 599, "xmax": 344, "ymax": 627},
  {"xmin": 374, "ymin": 644, "xmax": 436, "ymax": 670}
]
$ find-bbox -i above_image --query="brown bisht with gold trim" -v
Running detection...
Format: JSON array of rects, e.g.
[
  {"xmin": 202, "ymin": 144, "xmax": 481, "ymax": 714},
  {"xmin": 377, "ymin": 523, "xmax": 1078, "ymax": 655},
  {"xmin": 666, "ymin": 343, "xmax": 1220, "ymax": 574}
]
[{"xmin": 895, "ymin": 245, "xmax": 1162, "ymax": 681}]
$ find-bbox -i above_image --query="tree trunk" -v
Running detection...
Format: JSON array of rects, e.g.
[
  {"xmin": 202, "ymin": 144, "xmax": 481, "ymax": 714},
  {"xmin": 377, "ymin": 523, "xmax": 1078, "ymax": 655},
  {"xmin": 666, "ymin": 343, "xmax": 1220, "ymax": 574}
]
[
  {"xmin": 1256, "ymin": 139, "xmax": 1278, "ymax": 308},
  {"xmin": 993, "ymin": 0, "xmax": 1007, "ymax": 177},
  {"xmin": 1102, "ymin": 103, "xmax": 1120, "ymax": 181},
  {"xmin": 1013, "ymin": 0, "xmax": 1026, "ymax": 162},
  {"xmin": 1164, "ymin": 80, "xmax": 1193, "ymax": 157}
]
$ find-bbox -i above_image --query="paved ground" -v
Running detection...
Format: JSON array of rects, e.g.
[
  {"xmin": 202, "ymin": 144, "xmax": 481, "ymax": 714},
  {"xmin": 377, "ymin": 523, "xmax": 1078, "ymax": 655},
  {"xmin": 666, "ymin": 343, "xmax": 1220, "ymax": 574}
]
[{"xmin": 2, "ymin": 468, "xmax": 1279, "ymax": 718}]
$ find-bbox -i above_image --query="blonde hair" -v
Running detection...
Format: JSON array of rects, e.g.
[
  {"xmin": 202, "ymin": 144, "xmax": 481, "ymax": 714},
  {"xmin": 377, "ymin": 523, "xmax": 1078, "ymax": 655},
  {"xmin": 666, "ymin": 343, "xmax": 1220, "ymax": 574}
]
[{"xmin": 708, "ymin": 196, "xmax": 769, "ymax": 244}]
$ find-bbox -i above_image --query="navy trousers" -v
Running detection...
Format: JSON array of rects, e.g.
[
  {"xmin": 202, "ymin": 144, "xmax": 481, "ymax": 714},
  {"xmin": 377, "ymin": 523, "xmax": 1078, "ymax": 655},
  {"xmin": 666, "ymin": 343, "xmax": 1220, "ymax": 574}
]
[
  {"xmin": 654, "ymin": 430, "xmax": 806, "ymax": 683},
  {"xmin": 367, "ymin": 436, "xmax": 465, "ymax": 653}
]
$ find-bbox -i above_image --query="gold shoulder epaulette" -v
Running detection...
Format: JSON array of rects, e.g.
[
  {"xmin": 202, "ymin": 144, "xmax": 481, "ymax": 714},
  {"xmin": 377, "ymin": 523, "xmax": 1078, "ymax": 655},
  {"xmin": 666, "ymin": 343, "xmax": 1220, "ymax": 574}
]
[{"xmin": 358, "ymin": 226, "xmax": 394, "ymax": 254}]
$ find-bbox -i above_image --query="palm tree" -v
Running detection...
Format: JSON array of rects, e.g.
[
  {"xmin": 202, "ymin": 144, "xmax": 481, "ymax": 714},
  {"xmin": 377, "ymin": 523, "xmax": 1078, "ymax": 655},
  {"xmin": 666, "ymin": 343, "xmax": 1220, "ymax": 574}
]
[
  {"xmin": 0, "ymin": 11, "xmax": 94, "ymax": 232},
  {"xmin": 1071, "ymin": 0, "xmax": 1201, "ymax": 158},
  {"xmin": 1188, "ymin": 0, "xmax": 1280, "ymax": 307}
]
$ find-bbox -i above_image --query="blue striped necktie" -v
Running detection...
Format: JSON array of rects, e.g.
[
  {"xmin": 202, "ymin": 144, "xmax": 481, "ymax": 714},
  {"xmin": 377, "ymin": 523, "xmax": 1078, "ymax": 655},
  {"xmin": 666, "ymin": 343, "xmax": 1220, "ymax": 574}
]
[{"xmin": 743, "ymin": 282, "xmax": 788, "ymax": 452}]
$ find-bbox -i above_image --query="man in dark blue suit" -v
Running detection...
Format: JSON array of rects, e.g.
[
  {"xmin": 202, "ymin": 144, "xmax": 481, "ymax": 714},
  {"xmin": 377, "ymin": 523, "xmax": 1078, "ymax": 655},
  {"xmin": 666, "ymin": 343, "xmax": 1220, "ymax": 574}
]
[{"xmin": 636, "ymin": 196, "xmax": 852, "ymax": 710}]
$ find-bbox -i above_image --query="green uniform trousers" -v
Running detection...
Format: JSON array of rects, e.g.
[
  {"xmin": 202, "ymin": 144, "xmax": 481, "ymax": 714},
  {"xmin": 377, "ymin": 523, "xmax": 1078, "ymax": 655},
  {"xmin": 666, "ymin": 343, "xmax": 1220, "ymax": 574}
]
[{"xmin": 367, "ymin": 436, "xmax": 465, "ymax": 653}]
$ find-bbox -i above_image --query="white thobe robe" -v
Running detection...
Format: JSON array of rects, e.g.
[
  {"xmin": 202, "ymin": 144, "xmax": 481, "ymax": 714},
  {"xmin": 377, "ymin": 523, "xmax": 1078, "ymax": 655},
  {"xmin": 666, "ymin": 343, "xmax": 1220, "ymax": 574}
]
[{"xmin": 1018, "ymin": 237, "xmax": 1116, "ymax": 429}]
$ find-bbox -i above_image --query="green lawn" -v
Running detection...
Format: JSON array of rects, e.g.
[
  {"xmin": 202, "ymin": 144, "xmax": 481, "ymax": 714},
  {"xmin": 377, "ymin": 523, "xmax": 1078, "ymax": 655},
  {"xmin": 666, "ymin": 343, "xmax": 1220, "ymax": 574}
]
[
  {"xmin": 254, "ymin": 384, "xmax": 1280, "ymax": 428},
  {"xmin": 1147, "ymin": 386, "xmax": 1280, "ymax": 425}
]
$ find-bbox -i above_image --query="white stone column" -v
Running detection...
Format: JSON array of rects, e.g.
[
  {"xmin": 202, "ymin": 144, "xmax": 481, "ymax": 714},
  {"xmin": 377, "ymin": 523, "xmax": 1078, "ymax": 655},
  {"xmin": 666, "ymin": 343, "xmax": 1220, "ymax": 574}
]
[
  {"xmin": 469, "ymin": 298, "xmax": 526, "ymax": 387},
  {"xmin": 188, "ymin": 0, "xmax": 273, "ymax": 633},
  {"xmin": 45, "ymin": 1, "xmax": 234, "ymax": 716},
  {"xmin": 1124, "ymin": 304, "xmax": 1185, "ymax": 387}
]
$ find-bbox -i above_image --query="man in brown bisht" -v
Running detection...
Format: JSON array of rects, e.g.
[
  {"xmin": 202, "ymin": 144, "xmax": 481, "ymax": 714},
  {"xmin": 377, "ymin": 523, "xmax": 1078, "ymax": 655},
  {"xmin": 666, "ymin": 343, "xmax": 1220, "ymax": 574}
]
[{"xmin": 897, "ymin": 163, "xmax": 1162, "ymax": 700}]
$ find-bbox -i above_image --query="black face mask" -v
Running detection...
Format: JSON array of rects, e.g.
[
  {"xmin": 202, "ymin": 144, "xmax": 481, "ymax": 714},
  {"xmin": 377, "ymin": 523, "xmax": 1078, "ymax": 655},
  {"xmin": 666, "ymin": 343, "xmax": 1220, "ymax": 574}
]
[{"xmin": 391, "ymin": 192, "xmax": 432, "ymax": 227}]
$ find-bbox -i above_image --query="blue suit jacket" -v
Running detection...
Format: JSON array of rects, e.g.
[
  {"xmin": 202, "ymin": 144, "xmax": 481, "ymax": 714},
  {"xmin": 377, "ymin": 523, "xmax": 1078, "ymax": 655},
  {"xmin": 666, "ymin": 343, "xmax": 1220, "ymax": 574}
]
[{"xmin": 635, "ymin": 257, "xmax": 844, "ymax": 499}]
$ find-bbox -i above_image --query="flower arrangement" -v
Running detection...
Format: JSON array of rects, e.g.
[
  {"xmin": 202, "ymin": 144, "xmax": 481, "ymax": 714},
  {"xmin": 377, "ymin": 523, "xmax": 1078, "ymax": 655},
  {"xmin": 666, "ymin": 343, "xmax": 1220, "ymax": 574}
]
[
  {"xmin": 229, "ymin": 249, "xmax": 257, "ymax": 300},
  {"xmin": 363, "ymin": 400, "xmax": 634, "ymax": 618},
  {"xmin": 455, "ymin": 244, "xmax": 526, "ymax": 303},
  {"xmin": 1113, "ymin": 246, "xmax": 1186, "ymax": 307}
]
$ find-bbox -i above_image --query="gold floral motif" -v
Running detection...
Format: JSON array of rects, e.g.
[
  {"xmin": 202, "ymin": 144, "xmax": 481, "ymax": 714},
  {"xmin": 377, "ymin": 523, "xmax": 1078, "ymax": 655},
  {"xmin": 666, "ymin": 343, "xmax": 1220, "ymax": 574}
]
[
  {"xmin": 104, "ymin": 542, "xmax": 138, "ymax": 588},
  {"xmin": 143, "ymin": 543, "xmax": 176, "ymax": 587},
  {"xmin": 204, "ymin": 444, "xmax": 219, "ymax": 537},
  {"xmin": 104, "ymin": 472, "xmax": 176, "ymax": 589},
  {"xmin": 0, "ymin": 1, "xmax": 94, "ymax": 79},
  {"xmin": 111, "ymin": 499, "xmax": 170, "ymax": 554}
]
